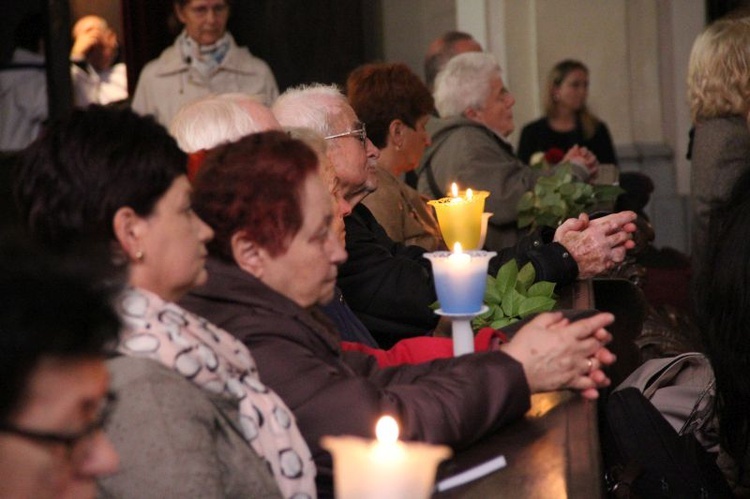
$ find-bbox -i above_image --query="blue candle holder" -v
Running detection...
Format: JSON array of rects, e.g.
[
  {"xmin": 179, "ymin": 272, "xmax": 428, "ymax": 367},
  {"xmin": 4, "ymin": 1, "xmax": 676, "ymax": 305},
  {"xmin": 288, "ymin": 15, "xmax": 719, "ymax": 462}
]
[{"xmin": 424, "ymin": 250, "xmax": 496, "ymax": 356}]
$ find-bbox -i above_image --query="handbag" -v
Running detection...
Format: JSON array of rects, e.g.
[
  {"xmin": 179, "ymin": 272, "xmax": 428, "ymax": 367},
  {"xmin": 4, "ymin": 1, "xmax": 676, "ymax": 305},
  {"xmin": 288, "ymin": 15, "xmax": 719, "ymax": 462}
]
[{"xmin": 614, "ymin": 352, "xmax": 718, "ymax": 451}]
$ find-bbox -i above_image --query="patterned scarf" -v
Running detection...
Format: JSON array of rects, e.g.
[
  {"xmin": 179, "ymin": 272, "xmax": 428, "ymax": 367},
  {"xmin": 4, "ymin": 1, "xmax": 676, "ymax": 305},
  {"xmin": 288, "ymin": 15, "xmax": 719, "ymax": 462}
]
[
  {"xmin": 178, "ymin": 30, "xmax": 231, "ymax": 77},
  {"xmin": 117, "ymin": 287, "xmax": 316, "ymax": 499}
]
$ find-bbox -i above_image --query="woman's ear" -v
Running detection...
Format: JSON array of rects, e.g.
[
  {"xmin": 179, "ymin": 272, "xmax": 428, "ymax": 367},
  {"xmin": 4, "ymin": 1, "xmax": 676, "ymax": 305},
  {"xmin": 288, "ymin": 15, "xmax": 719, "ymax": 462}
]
[
  {"xmin": 389, "ymin": 119, "xmax": 404, "ymax": 149},
  {"xmin": 112, "ymin": 206, "xmax": 145, "ymax": 262},
  {"xmin": 231, "ymin": 231, "xmax": 264, "ymax": 278}
]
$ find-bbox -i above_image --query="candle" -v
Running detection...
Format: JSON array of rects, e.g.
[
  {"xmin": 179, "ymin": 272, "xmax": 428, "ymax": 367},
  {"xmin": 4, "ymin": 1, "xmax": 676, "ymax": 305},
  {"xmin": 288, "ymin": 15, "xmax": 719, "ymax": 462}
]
[
  {"xmin": 321, "ymin": 416, "xmax": 452, "ymax": 499},
  {"xmin": 427, "ymin": 183, "xmax": 490, "ymax": 250},
  {"xmin": 424, "ymin": 244, "xmax": 497, "ymax": 315}
]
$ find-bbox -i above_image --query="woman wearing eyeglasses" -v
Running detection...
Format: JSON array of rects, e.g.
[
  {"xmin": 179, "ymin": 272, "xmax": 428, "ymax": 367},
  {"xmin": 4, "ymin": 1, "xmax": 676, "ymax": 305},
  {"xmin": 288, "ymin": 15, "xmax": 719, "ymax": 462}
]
[
  {"xmin": 0, "ymin": 237, "xmax": 120, "ymax": 499},
  {"xmin": 14, "ymin": 107, "xmax": 315, "ymax": 499},
  {"xmin": 131, "ymin": 0, "xmax": 278, "ymax": 127}
]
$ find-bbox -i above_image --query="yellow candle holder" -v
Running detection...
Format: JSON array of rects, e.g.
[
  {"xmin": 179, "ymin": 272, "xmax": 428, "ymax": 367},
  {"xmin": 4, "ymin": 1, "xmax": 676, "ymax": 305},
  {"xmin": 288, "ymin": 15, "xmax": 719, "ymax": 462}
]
[{"xmin": 428, "ymin": 190, "xmax": 490, "ymax": 250}]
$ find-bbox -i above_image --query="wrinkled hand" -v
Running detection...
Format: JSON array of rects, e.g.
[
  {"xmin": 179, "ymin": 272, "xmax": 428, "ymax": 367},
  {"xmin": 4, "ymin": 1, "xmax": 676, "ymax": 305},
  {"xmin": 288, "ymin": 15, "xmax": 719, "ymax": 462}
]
[
  {"xmin": 554, "ymin": 211, "xmax": 637, "ymax": 279},
  {"xmin": 501, "ymin": 311, "xmax": 616, "ymax": 399},
  {"xmin": 564, "ymin": 145, "xmax": 598, "ymax": 179}
]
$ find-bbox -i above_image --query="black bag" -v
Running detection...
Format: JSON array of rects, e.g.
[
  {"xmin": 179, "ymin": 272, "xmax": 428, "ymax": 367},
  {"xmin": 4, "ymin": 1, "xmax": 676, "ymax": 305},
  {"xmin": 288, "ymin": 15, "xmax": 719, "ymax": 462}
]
[{"xmin": 606, "ymin": 387, "xmax": 732, "ymax": 498}]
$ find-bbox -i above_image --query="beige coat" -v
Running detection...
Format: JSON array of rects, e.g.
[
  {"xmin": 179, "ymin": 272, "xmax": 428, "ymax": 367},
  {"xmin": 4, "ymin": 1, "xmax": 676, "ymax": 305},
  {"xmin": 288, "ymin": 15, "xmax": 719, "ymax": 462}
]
[
  {"xmin": 131, "ymin": 34, "xmax": 278, "ymax": 127},
  {"xmin": 361, "ymin": 166, "xmax": 443, "ymax": 251}
]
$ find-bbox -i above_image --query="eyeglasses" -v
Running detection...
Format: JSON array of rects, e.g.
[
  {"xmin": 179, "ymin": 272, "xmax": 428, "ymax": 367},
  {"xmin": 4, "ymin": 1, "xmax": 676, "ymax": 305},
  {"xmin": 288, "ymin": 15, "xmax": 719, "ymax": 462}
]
[
  {"xmin": 324, "ymin": 123, "xmax": 367, "ymax": 148},
  {"xmin": 0, "ymin": 392, "xmax": 116, "ymax": 466}
]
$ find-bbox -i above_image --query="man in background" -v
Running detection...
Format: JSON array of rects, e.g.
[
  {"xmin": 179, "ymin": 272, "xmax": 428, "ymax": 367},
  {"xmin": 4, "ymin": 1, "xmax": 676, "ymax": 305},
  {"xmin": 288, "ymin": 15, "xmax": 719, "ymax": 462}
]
[
  {"xmin": 70, "ymin": 15, "xmax": 128, "ymax": 107},
  {"xmin": 0, "ymin": 13, "xmax": 47, "ymax": 151},
  {"xmin": 424, "ymin": 30, "xmax": 482, "ymax": 91}
]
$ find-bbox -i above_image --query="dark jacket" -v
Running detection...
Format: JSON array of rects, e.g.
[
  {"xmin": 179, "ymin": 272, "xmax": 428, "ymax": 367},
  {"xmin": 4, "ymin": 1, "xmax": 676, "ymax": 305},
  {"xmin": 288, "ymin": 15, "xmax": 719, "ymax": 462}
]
[
  {"xmin": 339, "ymin": 203, "xmax": 438, "ymax": 347},
  {"xmin": 517, "ymin": 116, "xmax": 618, "ymax": 166},
  {"xmin": 690, "ymin": 115, "xmax": 750, "ymax": 276},
  {"xmin": 180, "ymin": 257, "xmax": 532, "ymax": 496},
  {"xmin": 338, "ymin": 204, "xmax": 578, "ymax": 347}
]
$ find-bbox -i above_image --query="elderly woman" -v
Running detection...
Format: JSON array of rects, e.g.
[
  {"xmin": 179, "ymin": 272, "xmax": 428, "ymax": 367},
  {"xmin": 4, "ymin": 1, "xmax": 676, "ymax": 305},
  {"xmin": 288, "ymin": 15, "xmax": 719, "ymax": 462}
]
[
  {"xmin": 517, "ymin": 59, "xmax": 617, "ymax": 165},
  {"xmin": 131, "ymin": 0, "xmax": 278, "ymax": 126},
  {"xmin": 14, "ymin": 107, "xmax": 314, "ymax": 498},
  {"xmin": 180, "ymin": 130, "xmax": 617, "ymax": 496},
  {"xmin": 687, "ymin": 17, "xmax": 750, "ymax": 274},
  {"xmin": 346, "ymin": 62, "xmax": 442, "ymax": 251},
  {"xmin": 417, "ymin": 52, "xmax": 597, "ymax": 250}
]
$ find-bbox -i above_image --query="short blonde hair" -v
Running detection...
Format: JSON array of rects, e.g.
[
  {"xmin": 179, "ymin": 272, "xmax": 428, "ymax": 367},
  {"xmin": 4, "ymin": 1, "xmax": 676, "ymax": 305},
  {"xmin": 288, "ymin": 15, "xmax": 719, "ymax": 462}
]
[{"xmin": 687, "ymin": 17, "xmax": 750, "ymax": 122}]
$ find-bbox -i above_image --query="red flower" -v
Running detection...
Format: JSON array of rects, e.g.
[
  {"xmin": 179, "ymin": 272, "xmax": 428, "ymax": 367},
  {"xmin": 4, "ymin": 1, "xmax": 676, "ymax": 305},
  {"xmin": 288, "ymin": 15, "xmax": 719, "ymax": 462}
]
[{"xmin": 544, "ymin": 147, "xmax": 565, "ymax": 165}]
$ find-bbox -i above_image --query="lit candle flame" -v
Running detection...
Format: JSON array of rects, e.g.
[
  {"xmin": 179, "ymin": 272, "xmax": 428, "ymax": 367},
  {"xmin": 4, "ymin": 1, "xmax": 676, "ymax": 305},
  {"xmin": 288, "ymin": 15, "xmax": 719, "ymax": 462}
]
[
  {"xmin": 451, "ymin": 182, "xmax": 459, "ymax": 198},
  {"xmin": 449, "ymin": 242, "xmax": 471, "ymax": 264},
  {"xmin": 375, "ymin": 416, "xmax": 399, "ymax": 444},
  {"xmin": 466, "ymin": 188, "xmax": 473, "ymax": 200}
]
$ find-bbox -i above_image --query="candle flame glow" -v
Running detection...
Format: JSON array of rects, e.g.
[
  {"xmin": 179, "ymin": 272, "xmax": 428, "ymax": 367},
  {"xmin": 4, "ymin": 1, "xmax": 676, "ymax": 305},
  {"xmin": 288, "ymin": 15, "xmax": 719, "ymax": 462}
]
[
  {"xmin": 451, "ymin": 182, "xmax": 459, "ymax": 198},
  {"xmin": 375, "ymin": 416, "xmax": 399, "ymax": 444},
  {"xmin": 452, "ymin": 242, "xmax": 464, "ymax": 254},
  {"xmin": 466, "ymin": 188, "xmax": 473, "ymax": 200}
]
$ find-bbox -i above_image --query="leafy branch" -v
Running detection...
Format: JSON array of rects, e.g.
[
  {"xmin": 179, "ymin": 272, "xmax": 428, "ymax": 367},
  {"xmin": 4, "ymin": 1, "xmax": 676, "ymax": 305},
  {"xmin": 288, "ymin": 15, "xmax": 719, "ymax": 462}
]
[
  {"xmin": 472, "ymin": 259, "xmax": 557, "ymax": 330},
  {"xmin": 517, "ymin": 163, "xmax": 624, "ymax": 231}
]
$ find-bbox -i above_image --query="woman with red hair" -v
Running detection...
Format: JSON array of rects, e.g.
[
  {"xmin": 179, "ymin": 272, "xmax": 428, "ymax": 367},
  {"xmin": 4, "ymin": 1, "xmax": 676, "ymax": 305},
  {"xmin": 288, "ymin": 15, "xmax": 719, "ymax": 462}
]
[{"xmin": 181, "ymin": 129, "xmax": 617, "ymax": 496}]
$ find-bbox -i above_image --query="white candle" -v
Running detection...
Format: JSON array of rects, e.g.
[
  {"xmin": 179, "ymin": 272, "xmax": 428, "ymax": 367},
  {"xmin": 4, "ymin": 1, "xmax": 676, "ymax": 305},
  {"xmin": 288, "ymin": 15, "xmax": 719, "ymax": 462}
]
[
  {"xmin": 426, "ymin": 244, "xmax": 496, "ymax": 315},
  {"xmin": 321, "ymin": 416, "xmax": 452, "ymax": 499}
]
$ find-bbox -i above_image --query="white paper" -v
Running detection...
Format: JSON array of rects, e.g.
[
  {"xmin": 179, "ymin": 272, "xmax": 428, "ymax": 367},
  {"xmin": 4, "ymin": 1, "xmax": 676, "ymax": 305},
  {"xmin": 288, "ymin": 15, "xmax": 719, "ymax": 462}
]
[{"xmin": 435, "ymin": 454, "xmax": 507, "ymax": 492}]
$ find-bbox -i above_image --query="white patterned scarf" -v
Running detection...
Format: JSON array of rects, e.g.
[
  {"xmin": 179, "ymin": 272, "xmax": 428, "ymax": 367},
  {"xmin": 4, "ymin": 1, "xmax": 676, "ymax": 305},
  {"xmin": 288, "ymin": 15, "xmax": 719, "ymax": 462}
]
[
  {"xmin": 178, "ymin": 30, "xmax": 231, "ymax": 77},
  {"xmin": 117, "ymin": 287, "xmax": 316, "ymax": 499}
]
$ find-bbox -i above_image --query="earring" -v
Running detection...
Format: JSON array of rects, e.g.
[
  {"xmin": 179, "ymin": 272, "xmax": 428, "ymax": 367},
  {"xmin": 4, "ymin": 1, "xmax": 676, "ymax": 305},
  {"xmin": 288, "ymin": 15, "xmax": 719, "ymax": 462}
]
[{"xmin": 135, "ymin": 250, "xmax": 144, "ymax": 261}]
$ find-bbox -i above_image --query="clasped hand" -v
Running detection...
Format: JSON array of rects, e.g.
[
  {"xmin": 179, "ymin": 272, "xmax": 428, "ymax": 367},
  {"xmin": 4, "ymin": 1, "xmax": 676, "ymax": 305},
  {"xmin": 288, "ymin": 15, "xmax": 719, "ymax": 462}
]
[
  {"xmin": 501, "ymin": 311, "xmax": 616, "ymax": 400},
  {"xmin": 554, "ymin": 211, "xmax": 638, "ymax": 279}
]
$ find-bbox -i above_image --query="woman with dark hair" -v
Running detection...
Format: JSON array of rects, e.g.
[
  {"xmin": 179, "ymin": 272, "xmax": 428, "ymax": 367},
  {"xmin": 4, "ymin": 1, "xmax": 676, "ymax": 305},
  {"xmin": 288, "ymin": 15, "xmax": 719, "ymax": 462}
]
[
  {"xmin": 131, "ymin": 0, "xmax": 278, "ymax": 127},
  {"xmin": 517, "ymin": 59, "xmax": 617, "ymax": 166},
  {"xmin": 181, "ymin": 129, "xmax": 617, "ymax": 496},
  {"xmin": 14, "ymin": 106, "xmax": 314, "ymax": 498},
  {"xmin": 0, "ymin": 235, "xmax": 120, "ymax": 499},
  {"xmin": 347, "ymin": 62, "xmax": 443, "ymax": 250},
  {"xmin": 696, "ymin": 166, "xmax": 750, "ymax": 495}
]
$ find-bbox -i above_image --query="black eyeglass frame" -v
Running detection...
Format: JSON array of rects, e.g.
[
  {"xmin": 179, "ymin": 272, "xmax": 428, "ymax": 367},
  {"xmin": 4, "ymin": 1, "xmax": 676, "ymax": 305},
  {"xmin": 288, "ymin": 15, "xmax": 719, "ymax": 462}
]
[{"xmin": 0, "ymin": 392, "xmax": 116, "ymax": 455}]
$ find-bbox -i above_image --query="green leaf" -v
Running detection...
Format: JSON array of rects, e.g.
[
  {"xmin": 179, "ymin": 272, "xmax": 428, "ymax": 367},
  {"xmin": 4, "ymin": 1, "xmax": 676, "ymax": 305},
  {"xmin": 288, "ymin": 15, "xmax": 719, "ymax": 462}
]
[
  {"xmin": 517, "ymin": 191, "xmax": 535, "ymax": 211},
  {"xmin": 540, "ymin": 192, "xmax": 562, "ymax": 207},
  {"xmin": 492, "ymin": 305, "xmax": 507, "ymax": 321},
  {"xmin": 516, "ymin": 263, "xmax": 536, "ymax": 293},
  {"xmin": 484, "ymin": 277, "xmax": 502, "ymax": 305},
  {"xmin": 429, "ymin": 300, "xmax": 440, "ymax": 310},
  {"xmin": 518, "ymin": 296, "xmax": 557, "ymax": 318},
  {"xmin": 517, "ymin": 213, "xmax": 535, "ymax": 228},
  {"xmin": 501, "ymin": 287, "xmax": 523, "ymax": 317},
  {"xmin": 491, "ymin": 317, "xmax": 516, "ymax": 329},
  {"xmin": 495, "ymin": 260, "xmax": 518, "ymax": 295},
  {"xmin": 527, "ymin": 281, "xmax": 556, "ymax": 298},
  {"xmin": 558, "ymin": 182, "xmax": 577, "ymax": 196}
]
